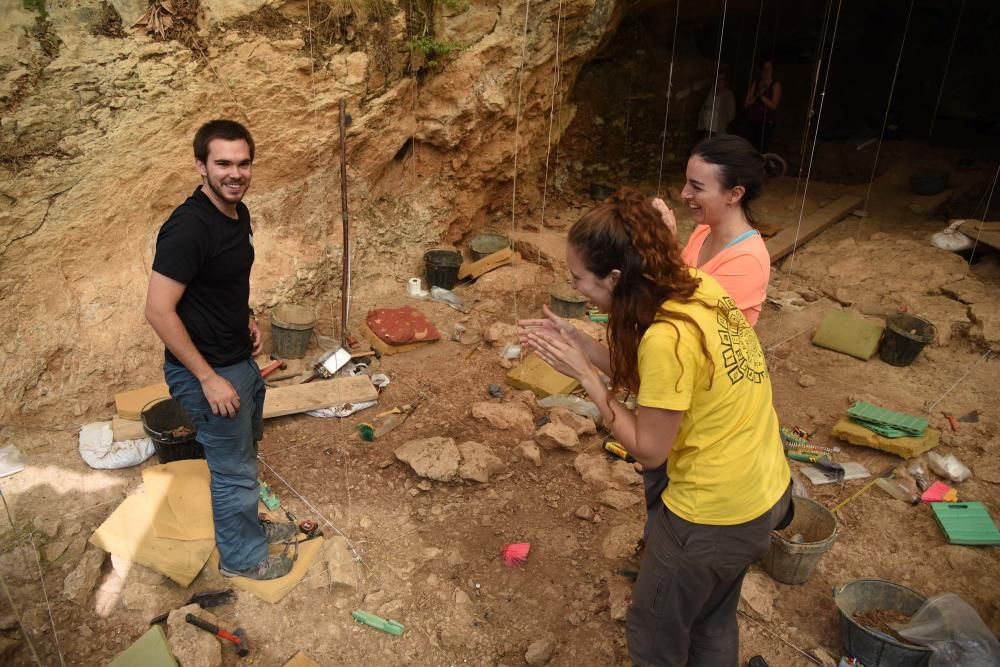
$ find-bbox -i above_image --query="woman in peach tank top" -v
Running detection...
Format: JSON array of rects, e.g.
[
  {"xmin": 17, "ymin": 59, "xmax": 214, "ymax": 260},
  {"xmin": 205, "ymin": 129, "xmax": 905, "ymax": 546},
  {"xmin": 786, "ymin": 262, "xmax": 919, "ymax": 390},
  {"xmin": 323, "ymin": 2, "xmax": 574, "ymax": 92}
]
[{"xmin": 653, "ymin": 134, "xmax": 783, "ymax": 326}]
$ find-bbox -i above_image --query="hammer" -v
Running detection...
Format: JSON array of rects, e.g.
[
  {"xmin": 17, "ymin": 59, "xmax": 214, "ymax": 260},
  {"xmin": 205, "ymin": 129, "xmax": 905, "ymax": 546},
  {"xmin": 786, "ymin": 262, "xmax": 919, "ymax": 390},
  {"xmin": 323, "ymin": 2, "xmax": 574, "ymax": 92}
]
[{"xmin": 185, "ymin": 613, "xmax": 249, "ymax": 657}]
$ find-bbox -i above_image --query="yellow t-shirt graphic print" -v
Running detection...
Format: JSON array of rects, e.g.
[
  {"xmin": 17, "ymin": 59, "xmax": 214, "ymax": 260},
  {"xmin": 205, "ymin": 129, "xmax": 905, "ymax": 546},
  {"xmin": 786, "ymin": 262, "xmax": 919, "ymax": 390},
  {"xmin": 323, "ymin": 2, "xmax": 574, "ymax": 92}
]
[{"xmin": 636, "ymin": 271, "xmax": 789, "ymax": 525}]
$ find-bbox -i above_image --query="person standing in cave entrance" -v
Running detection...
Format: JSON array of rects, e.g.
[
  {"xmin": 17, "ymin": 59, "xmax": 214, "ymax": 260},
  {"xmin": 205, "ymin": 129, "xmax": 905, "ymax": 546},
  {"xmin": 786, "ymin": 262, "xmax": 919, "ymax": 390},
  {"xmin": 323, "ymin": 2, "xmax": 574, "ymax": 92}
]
[
  {"xmin": 696, "ymin": 70, "xmax": 736, "ymax": 140},
  {"xmin": 742, "ymin": 60, "xmax": 782, "ymax": 152},
  {"xmin": 145, "ymin": 119, "xmax": 297, "ymax": 581},
  {"xmin": 517, "ymin": 188, "xmax": 792, "ymax": 666}
]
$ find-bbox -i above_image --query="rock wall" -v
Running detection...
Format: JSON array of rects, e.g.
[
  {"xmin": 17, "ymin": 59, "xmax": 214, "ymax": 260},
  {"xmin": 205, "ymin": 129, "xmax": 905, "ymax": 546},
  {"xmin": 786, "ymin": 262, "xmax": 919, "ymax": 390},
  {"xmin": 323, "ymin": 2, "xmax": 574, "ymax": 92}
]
[{"xmin": 0, "ymin": 0, "xmax": 625, "ymax": 424}]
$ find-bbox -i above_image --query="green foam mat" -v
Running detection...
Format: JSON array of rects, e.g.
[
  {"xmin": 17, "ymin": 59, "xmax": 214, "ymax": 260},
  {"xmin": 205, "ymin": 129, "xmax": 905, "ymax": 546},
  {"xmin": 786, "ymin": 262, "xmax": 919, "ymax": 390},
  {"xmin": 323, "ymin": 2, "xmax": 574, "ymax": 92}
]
[
  {"xmin": 811, "ymin": 309, "xmax": 884, "ymax": 360},
  {"xmin": 930, "ymin": 502, "xmax": 1000, "ymax": 546},
  {"xmin": 107, "ymin": 625, "xmax": 177, "ymax": 667},
  {"xmin": 848, "ymin": 401, "xmax": 928, "ymax": 438}
]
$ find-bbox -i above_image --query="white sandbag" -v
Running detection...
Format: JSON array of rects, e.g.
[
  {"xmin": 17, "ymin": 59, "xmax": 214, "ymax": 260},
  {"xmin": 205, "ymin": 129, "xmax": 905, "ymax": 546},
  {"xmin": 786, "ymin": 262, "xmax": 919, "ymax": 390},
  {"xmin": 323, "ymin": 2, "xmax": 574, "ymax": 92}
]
[
  {"xmin": 930, "ymin": 220, "xmax": 973, "ymax": 252},
  {"xmin": 79, "ymin": 422, "xmax": 155, "ymax": 469}
]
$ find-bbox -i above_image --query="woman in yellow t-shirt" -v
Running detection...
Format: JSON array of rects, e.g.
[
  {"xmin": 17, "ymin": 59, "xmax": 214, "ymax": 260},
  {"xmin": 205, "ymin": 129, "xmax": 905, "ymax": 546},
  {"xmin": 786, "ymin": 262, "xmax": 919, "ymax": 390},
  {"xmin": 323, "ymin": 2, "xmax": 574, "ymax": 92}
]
[{"xmin": 518, "ymin": 188, "xmax": 791, "ymax": 666}]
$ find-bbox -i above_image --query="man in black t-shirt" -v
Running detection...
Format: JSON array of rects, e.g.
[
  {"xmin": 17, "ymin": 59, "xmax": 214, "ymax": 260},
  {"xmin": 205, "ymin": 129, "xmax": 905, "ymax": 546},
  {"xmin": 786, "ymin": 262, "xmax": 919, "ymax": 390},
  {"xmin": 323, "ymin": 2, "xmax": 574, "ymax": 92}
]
[{"xmin": 145, "ymin": 120, "xmax": 295, "ymax": 580}]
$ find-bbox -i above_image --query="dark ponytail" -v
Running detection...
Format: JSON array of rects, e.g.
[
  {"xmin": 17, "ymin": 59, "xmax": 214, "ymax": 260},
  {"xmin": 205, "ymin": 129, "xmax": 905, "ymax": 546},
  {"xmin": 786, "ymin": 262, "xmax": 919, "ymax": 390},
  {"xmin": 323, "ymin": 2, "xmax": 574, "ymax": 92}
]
[{"xmin": 691, "ymin": 134, "xmax": 778, "ymax": 226}]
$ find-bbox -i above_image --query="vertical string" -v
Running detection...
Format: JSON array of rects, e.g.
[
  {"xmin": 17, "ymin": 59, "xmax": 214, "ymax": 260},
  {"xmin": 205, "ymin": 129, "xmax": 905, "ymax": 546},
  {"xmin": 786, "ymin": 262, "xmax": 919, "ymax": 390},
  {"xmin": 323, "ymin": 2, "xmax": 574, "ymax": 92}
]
[
  {"xmin": 510, "ymin": 0, "xmax": 533, "ymax": 326},
  {"xmin": 860, "ymin": 0, "xmax": 915, "ymax": 214},
  {"xmin": 539, "ymin": 0, "xmax": 565, "ymax": 230},
  {"xmin": 656, "ymin": 0, "xmax": 682, "ymax": 196},
  {"xmin": 708, "ymin": 0, "xmax": 729, "ymax": 137},
  {"xmin": 929, "ymin": 0, "xmax": 965, "ymax": 137}
]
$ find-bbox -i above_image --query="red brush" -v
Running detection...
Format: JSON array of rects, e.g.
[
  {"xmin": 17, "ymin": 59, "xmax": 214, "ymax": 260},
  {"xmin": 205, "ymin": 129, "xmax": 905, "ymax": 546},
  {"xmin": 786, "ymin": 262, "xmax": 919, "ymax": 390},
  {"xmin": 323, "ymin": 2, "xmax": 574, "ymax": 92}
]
[{"xmin": 502, "ymin": 542, "xmax": 531, "ymax": 567}]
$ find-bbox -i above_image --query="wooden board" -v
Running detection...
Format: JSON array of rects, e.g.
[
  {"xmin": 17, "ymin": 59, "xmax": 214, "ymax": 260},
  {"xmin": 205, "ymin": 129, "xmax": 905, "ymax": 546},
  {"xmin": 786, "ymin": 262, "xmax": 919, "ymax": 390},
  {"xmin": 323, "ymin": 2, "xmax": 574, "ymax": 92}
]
[
  {"xmin": 765, "ymin": 195, "xmax": 864, "ymax": 262},
  {"xmin": 505, "ymin": 353, "xmax": 579, "ymax": 398},
  {"xmin": 458, "ymin": 248, "xmax": 517, "ymax": 280},
  {"xmin": 263, "ymin": 375, "xmax": 377, "ymax": 418},
  {"xmin": 112, "ymin": 416, "xmax": 147, "ymax": 441},
  {"xmin": 114, "ymin": 383, "xmax": 171, "ymax": 421},
  {"xmin": 362, "ymin": 322, "xmax": 436, "ymax": 356},
  {"xmin": 958, "ymin": 220, "xmax": 1000, "ymax": 251}
]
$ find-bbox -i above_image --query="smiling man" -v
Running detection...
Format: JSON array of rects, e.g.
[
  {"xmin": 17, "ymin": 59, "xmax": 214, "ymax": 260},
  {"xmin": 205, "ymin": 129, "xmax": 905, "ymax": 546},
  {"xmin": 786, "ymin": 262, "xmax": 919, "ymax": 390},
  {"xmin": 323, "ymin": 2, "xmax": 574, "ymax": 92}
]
[{"xmin": 145, "ymin": 120, "xmax": 295, "ymax": 580}]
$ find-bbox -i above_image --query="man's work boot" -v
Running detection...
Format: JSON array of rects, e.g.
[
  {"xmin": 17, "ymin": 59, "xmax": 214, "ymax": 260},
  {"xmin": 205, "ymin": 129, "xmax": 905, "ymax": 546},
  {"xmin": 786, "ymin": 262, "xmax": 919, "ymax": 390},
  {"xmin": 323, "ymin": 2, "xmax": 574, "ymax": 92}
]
[
  {"xmin": 260, "ymin": 520, "xmax": 297, "ymax": 544},
  {"xmin": 220, "ymin": 554, "xmax": 293, "ymax": 580}
]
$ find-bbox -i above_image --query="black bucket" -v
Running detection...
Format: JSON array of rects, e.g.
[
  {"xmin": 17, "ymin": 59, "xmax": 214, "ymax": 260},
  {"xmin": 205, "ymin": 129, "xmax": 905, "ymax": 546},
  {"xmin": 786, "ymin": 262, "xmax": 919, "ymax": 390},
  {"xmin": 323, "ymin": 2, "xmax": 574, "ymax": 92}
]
[
  {"xmin": 424, "ymin": 249, "xmax": 463, "ymax": 290},
  {"xmin": 140, "ymin": 398, "xmax": 205, "ymax": 464},
  {"xmin": 879, "ymin": 314, "xmax": 935, "ymax": 367},
  {"xmin": 833, "ymin": 579, "xmax": 933, "ymax": 666}
]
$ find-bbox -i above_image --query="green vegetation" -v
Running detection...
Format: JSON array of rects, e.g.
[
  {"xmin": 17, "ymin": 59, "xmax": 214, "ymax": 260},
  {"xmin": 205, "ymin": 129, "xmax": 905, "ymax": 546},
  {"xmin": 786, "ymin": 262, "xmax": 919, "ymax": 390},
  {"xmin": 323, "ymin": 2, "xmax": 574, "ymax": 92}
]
[
  {"xmin": 406, "ymin": 34, "xmax": 463, "ymax": 67},
  {"xmin": 23, "ymin": 0, "xmax": 48, "ymax": 20}
]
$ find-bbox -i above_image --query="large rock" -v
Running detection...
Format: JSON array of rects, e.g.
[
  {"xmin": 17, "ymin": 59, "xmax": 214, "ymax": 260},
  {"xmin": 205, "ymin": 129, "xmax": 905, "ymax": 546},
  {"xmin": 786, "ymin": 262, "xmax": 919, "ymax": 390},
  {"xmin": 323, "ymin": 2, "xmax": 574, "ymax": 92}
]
[
  {"xmin": 601, "ymin": 524, "xmax": 640, "ymax": 560},
  {"xmin": 524, "ymin": 636, "xmax": 556, "ymax": 666},
  {"xmin": 325, "ymin": 536, "xmax": 359, "ymax": 590},
  {"xmin": 519, "ymin": 440, "xmax": 542, "ymax": 467},
  {"xmin": 457, "ymin": 441, "xmax": 505, "ymax": 483},
  {"xmin": 548, "ymin": 407, "xmax": 597, "ymax": 436},
  {"xmin": 395, "ymin": 437, "xmax": 460, "ymax": 481},
  {"xmin": 483, "ymin": 321, "xmax": 518, "ymax": 346},
  {"xmin": 470, "ymin": 401, "xmax": 534, "ymax": 435},
  {"xmin": 598, "ymin": 489, "xmax": 641, "ymax": 511},
  {"xmin": 200, "ymin": 0, "xmax": 273, "ymax": 24},
  {"xmin": 610, "ymin": 460, "xmax": 641, "ymax": 487},
  {"xmin": 62, "ymin": 548, "xmax": 105, "ymax": 605},
  {"xmin": 167, "ymin": 604, "xmax": 222, "ymax": 667},
  {"xmin": 475, "ymin": 265, "xmax": 540, "ymax": 294},
  {"xmin": 739, "ymin": 571, "xmax": 776, "ymax": 620},
  {"xmin": 608, "ymin": 577, "xmax": 632, "ymax": 621},
  {"xmin": 534, "ymin": 422, "xmax": 579, "ymax": 450},
  {"xmin": 574, "ymin": 453, "xmax": 611, "ymax": 489}
]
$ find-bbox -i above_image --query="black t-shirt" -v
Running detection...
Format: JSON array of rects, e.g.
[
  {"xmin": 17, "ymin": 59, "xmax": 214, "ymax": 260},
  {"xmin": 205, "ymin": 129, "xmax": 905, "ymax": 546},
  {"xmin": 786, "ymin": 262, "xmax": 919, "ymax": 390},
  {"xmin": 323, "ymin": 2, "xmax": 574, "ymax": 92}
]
[{"xmin": 152, "ymin": 187, "xmax": 254, "ymax": 367}]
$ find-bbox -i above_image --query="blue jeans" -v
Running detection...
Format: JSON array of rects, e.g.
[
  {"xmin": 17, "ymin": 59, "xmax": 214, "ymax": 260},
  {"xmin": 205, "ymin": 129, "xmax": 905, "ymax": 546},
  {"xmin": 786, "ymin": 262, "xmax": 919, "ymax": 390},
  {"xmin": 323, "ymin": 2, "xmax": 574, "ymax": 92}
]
[{"xmin": 164, "ymin": 358, "xmax": 267, "ymax": 571}]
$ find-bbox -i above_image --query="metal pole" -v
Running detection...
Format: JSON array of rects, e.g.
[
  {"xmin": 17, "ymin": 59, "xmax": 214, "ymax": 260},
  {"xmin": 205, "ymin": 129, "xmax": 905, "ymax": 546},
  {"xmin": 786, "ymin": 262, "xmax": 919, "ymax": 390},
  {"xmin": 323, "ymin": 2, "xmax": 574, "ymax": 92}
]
[{"xmin": 338, "ymin": 98, "xmax": 350, "ymax": 345}]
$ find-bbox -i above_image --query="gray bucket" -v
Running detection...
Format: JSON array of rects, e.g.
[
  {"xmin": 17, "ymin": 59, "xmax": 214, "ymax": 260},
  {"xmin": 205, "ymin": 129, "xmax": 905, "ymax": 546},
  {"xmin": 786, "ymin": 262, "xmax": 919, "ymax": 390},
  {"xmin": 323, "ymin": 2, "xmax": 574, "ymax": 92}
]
[{"xmin": 761, "ymin": 495, "xmax": 838, "ymax": 584}]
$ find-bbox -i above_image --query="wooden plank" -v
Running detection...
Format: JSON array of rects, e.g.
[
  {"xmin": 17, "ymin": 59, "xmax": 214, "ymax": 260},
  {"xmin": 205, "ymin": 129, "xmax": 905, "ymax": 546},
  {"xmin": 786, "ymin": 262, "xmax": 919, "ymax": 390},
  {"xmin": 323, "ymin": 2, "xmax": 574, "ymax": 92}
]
[
  {"xmin": 765, "ymin": 195, "xmax": 864, "ymax": 263},
  {"xmin": 112, "ymin": 416, "xmax": 147, "ymax": 441},
  {"xmin": 115, "ymin": 383, "xmax": 171, "ymax": 421},
  {"xmin": 458, "ymin": 248, "xmax": 516, "ymax": 280},
  {"xmin": 263, "ymin": 375, "xmax": 378, "ymax": 418},
  {"xmin": 958, "ymin": 220, "xmax": 1000, "ymax": 250}
]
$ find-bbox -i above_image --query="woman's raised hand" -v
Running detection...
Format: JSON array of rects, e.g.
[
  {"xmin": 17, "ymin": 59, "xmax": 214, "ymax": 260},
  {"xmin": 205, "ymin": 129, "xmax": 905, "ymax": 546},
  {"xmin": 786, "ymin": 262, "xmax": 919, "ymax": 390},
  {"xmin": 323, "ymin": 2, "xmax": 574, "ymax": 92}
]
[
  {"xmin": 652, "ymin": 197, "xmax": 677, "ymax": 236},
  {"xmin": 518, "ymin": 306, "xmax": 593, "ymax": 380}
]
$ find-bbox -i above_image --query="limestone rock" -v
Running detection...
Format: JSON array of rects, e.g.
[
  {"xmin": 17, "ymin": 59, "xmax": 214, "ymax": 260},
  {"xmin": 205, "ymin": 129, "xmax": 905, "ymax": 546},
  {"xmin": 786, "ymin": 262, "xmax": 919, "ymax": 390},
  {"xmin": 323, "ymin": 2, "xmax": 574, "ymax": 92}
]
[
  {"xmin": 601, "ymin": 524, "xmax": 639, "ymax": 560},
  {"xmin": 325, "ymin": 536, "xmax": 359, "ymax": 590},
  {"xmin": 394, "ymin": 437, "xmax": 460, "ymax": 481},
  {"xmin": 484, "ymin": 321, "xmax": 518, "ymax": 346},
  {"xmin": 457, "ymin": 441, "xmax": 505, "ymax": 483},
  {"xmin": 548, "ymin": 407, "xmax": 596, "ymax": 436},
  {"xmin": 519, "ymin": 440, "xmax": 542, "ymax": 467},
  {"xmin": 470, "ymin": 401, "xmax": 534, "ymax": 435},
  {"xmin": 608, "ymin": 577, "xmax": 631, "ymax": 621},
  {"xmin": 610, "ymin": 460, "xmax": 640, "ymax": 487},
  {"xmin": 524, "ymin": 636, "xmax": 556, "ymax": 666},
  {"xmin": 535, "ymin": 422, "xmax": 579, "ymax": 450},
  {"xmin": 62, "ymin": 548, "xmax": 105, "ymax": 605},
  {"xmin": 44, "ymin": 540, "xmax": 68, "ymax": 563},
  {"xmin": 123, "ymin": 581, "xmax": 181, "ymax": 618},
  {"xmin": 167, "ymin": 604, "xmax": 222, "ymax": 667},
  {"xmin": 439, "ymin": 606, "xmax": 477, "ymax": 649},
  {"xmin": 575, "ymin": 505, "xmax": 595, "ymax": 521},
  {"xmin": 32, "ymin": 516, "xmax": 60, "ymax": 539},
  {"xmin": 798, "ymin": 374, "xmax": 817, "ymax": 388},
  {"xmin": 739, "ymin": 571, "xmax": 776, "ymax": 620},
  {"xmin": 475, "ymin": 264, "xmax": 540, "ymax": 294},
  {"xmin": 574, "ymin": 453, "xmax": 611, "ymax": 489},
  {"xmin": 598, "ymin": 489, "xmax": 641, "ymax": 511},
  {"xmin": 200, "ymin": 0, "xmax": 272, "ymax": 24}
]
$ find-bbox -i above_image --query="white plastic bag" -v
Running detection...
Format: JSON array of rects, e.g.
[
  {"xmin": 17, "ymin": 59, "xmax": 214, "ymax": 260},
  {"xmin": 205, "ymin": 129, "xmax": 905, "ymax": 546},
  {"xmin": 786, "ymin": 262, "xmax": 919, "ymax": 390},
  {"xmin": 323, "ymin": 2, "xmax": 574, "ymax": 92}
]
[
  {"xmin": 895, "ymin": 593, "xmax": 1000, "ymax": 667},
  {"xmin": 79, "ymin": 422, "xmax": 155, "ymax": 469},
  {"xmin": 927, "ymin": 451, "xmax": 971, "ymax": 483},
  {"xmin": 929, "ymin": 220, "xmax": 973, "ymax": 252}
]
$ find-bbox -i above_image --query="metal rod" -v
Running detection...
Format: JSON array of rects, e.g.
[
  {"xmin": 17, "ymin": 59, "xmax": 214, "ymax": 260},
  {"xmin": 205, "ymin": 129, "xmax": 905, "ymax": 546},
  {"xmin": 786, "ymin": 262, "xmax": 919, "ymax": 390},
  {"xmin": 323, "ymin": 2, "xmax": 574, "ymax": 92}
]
[
  {"xmin": 338, "ymin": 98, "xmax": 351, "ymax": 345},
  {"xmin": 737, "ymin": 608, "xmax": 822, "ymax": 665}
]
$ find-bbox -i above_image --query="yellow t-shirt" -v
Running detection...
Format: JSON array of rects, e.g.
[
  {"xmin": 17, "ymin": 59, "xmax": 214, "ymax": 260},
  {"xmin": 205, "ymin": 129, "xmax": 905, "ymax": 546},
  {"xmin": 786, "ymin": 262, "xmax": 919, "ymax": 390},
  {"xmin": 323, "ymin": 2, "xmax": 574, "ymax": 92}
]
[{"xmin": 637, "ymin": 270, "xmax": 789, "ymax": 525}]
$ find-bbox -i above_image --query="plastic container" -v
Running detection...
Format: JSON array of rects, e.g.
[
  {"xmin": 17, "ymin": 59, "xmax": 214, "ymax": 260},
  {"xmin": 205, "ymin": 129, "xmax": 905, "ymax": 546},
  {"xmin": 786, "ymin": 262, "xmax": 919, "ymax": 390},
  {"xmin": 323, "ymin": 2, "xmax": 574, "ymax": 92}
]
[
  {"xmin": 879, "ymin": 314, "xmax": 935, "ymax": 367},
  {"xmin": 270, "ymin": 304, "xmax": 316, "ymax": 359},
  {"xmin": 141, "ymin": 398, "xmax": 204, "ymax": 464},
  {"xmin": 833, "ymin": 579, "xmax": 933, "ymax": 667},
  {"xmin": 424, "ymin": 249, "xmax": 463, "ymax": 290},
  {"xmin": 469, "ymin": 233, "xmax": 511, "ymax": 260},
  {"xmin": 549, "ymin": 282, "xmax": 588, "ymax": 319},
  {"xmin": 760, "ymin": 495, "xmax": 838, "ymax": 584}
]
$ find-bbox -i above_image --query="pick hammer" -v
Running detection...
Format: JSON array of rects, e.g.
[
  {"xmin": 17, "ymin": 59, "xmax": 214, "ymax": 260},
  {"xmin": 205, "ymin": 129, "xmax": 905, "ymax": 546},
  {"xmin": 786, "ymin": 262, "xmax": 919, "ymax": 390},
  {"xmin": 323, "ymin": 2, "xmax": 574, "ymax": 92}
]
[{"xmin": 185, "ymin": 613, "xmax": 250, "ymax": 657}]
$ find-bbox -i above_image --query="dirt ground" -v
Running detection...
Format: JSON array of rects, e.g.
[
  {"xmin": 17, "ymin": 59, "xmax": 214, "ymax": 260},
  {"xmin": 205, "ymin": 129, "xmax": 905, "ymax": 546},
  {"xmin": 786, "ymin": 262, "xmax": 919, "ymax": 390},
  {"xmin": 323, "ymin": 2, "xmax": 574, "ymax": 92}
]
[{"xmin": 1, "ymin": 142, "xmax": 998, "ymax": 666}]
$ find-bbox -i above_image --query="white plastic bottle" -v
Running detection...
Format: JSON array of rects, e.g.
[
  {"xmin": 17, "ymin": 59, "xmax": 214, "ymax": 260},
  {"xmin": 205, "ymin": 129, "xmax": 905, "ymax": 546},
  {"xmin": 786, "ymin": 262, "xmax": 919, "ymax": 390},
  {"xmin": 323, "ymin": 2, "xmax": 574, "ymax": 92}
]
[{"xmin": 838, "ymin": 657, "xmax": 858, "ymax": 667}]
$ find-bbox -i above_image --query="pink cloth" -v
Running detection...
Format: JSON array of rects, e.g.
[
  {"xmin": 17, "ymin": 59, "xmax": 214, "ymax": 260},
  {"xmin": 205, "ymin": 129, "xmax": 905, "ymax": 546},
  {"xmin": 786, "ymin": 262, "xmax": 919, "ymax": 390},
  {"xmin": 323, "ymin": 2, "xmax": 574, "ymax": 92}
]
[{"xmin": 681, "ymin": 225, "xmax": 770, "ymax": 326}]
